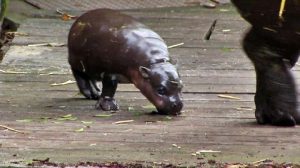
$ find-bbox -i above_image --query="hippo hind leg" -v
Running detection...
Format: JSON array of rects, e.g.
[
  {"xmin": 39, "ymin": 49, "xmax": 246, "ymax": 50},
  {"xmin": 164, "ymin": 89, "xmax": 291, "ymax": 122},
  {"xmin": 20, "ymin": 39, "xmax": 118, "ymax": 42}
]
[
  {"xmin": 243, "ymin": 28, "xmax": 300, "ymax": 126},
  {"xmin": 72, "ymin": 69, "xmax": 100, "ymax": 100},
  {"xmin": 95, "ymin": 73, "xmax": 119, "ymax": 111}
]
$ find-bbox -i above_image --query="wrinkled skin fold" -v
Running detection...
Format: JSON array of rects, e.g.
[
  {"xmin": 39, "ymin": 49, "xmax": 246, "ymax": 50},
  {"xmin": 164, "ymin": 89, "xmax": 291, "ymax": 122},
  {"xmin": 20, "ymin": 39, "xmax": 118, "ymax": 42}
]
[{"xmin": 232, "ymin": 0, "xmax": 300, "ymax": 126}]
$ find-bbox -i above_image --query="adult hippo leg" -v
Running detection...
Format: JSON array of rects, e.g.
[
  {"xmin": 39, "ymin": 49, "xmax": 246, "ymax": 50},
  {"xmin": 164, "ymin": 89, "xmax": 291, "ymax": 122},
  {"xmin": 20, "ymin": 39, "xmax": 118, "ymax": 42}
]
[
  {"xmin": 243, "ymin": 28, "xmax": 300, "ymax": 126},
  {"xmin": 95, "ymin": 73, "xmax": 119, "ymax": 111},
  {"xmin": 72, "ymin": 69, "xmax": 100, "ymax": 100}
]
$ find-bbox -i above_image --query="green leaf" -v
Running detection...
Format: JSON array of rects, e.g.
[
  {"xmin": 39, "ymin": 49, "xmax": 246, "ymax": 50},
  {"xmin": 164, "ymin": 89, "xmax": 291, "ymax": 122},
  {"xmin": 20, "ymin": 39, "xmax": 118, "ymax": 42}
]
[
  {"xmin": 142, "ymin": 105, "xmax": 156, "ymax": 109},
  {"xmin": 16, "ymin": 119, "xmax": 32, "ymax": 123},
  {"xmin": 75, "ymin": 128, "xmax": 84, "ymax": 132},
  {"xmin": 128, "ymin": 107, "xmax": 135, "ymax": 111},
  {"xmin": 81, "ymin": 121, "xmax": 93, "ymax": 125},
  {"xmin": 93, "ymin": 114, "xmax": 112, "ymax": 118},
  {"xmin": 24, "ymin": 159, "xmax": 33, "ymax": 165},
  {"xmin": 61, "ymin": 114, "xmax": 72, "ymax": 118},
  {"xmin": 127, "ymin": 107, "xmax": 142, "ymax": 116},
  {"xmin": 56, "ymin": 114, "xmax": 77, "ymax": 121},
  {"xmin": 221, "ymin": 47, "xmax": 232, "ymax": 52},
  {"xmin": 56, "ymin": 117, "xmax": 77, "ymax": 121},
  {"xmin": 165, "ymin": 116, "xmax": 173, "ymax": 120}
]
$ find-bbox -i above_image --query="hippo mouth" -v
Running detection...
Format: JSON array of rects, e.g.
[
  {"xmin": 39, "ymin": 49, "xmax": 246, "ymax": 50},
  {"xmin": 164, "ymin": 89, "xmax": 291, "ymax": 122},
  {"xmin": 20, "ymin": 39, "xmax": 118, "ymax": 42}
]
[
  {"xmin": 157, "ymin": 109, "xmax": 182, "ymax": 116},
  {"xmin": 156, "ymin": 100, "xmax": 183, "ymax": 115},
  {"xmin": 156, "ymin": 105, "xmax": 183, "ymax": 116}
]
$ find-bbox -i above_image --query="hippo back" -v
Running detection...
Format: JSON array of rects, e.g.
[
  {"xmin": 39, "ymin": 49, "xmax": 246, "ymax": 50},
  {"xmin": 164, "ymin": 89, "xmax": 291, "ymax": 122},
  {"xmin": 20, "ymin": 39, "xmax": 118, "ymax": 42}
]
[{"xmin": 68, "ymin": 8, "xmax": 169, "ymax": 78}]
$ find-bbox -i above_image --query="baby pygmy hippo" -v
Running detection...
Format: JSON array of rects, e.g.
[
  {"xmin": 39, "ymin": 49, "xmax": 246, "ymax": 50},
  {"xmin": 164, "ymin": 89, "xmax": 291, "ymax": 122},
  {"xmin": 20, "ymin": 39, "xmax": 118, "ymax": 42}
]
[{"xmin": 68, "ymin": 9, "xmax": 183, "ymax": 115}]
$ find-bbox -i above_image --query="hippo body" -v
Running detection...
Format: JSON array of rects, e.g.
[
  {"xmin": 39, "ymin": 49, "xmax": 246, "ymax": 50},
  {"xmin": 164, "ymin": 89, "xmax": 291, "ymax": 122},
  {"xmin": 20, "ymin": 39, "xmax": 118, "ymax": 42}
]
[
  {"xmin": 68, "ymin": 9, "xmax": 183, "ymax": 115},
  {"xmin": 232, "ymin": 0, "xmax": 300, "ymax": 46},
  {"xmin": 232, "ymin": 0, "xmax": 300, "ymax": 126}
]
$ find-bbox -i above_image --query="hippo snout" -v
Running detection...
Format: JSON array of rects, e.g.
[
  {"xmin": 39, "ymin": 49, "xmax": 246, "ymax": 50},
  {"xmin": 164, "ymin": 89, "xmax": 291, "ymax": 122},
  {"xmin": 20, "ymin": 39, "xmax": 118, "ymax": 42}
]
[
  {"xmin": 157, "ymin": 98, "xmax": 183, "ymax": 116},
  {"xmin": 171, "ymin": 101, "xmax": 183, "ymax": 112}
]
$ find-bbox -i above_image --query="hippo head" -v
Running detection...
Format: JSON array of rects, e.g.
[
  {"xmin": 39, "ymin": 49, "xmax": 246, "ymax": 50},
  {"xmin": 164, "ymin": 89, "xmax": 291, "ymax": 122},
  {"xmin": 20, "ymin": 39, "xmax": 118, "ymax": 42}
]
[{"xmin": 131, "ymin": 61, "xmax": 183, "ymax": 115}]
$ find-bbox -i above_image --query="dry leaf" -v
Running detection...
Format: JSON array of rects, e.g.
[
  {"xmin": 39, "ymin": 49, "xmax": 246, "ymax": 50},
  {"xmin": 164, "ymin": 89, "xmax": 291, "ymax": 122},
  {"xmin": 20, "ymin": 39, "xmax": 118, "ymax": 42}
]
[
  {"xmin": 81, "ymin": 121, "xmax": 93, "ymax": 125},
  {"xmin": 202, "ymin": 2, "xmax": 216, "ymax": 8},
  {"xmin": 127, "ymin": 107, "xmax": 135, "ymax": 111},
  {"xmin": 61, "ymin": 114, "xmax": 72, "ymax": 118},
  {"xmin": 39, "ymin": 72, "xmax": 69, "ymax": 76},
  {"xmin": 0, "ymin": 69, "xmax": 28, "ymax": 74},
  {"xmin": 220, "ymin": 9, "xmax": 229, "ymax": 12},
  {"xmin": 61, "ymin": 13, "xmax": 73, "ymax": 21},
  {"xmin": 236, "ymin": 107, "xmax": 253, "ymax": 111},
  {"xmin": 196, "ymin": 149, "xmax": 221, "ymax": 154},
  {"xmin": 28, "ymin": 43, "xmax": 65, "ymax": 47},
  {"xmin": 252, "ymin": 159, "xmax": 270, "ymax": 165},
  {"xmin": 226, "ymin": 165, "xmax": 247, "ymax": 168},
  {"xmin": 168, "ymin": 43, "xmax": 184, "ymax": 49},
  {"xmin": 222, "ymin": 29, "xmax": 231, "ymax": 32},
  {"xmin": 0, "ymin": 124, "xmax": 26, "ymax": 134},
  {"xmin": 172, "ymin": 144, "xmax": 181, "ymax": 149},
  {"xmin": 218, "ymin": 94, "xmax": 241, "ymax": 100},
  {"xmin": 16, "ymin": 119, "xmax": 32, "ymax": 123},
  {"xmin": 56, "ymin": 9, "xmax": 77, "ymax": 21},
  {"xmin": 6, "ymin": 31, "xmax": 29, "ymax": 36},
  {"xmin": 93, "ymin": 114, "xmax": 112, "ymax": 118},
  {"xmin": 113, "ymin": 120, "xmax": 134, "ymax": 124},
  {"xmin": 50, "ymin": 80, "xmax": 76, "ymax": 86},
  {"xmin": 75, "ymin": 128, "xmax": 84, "ymax": 132}
]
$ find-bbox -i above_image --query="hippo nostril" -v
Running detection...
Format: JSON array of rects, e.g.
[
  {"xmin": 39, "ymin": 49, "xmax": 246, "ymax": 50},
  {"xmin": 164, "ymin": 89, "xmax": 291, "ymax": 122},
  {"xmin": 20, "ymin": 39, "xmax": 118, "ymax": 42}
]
[{"xmin": 172, "ymin": 103, "xmax": 177, "ymax": 108}]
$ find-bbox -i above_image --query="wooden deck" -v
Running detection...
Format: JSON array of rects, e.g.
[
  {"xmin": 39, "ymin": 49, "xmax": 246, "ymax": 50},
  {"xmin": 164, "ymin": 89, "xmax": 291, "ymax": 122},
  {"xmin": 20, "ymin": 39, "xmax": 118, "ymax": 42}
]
[{"xmin": 1, "ymin": 3, "xmax": 300, "ymax": 167}]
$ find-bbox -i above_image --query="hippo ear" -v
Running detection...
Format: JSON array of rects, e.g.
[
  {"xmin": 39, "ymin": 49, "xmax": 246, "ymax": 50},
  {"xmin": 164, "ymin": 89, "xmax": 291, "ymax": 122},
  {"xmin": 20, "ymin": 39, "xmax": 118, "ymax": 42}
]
[{"xmin": 139, "ymin": 66, "xmax": 151, "ymax": 79}]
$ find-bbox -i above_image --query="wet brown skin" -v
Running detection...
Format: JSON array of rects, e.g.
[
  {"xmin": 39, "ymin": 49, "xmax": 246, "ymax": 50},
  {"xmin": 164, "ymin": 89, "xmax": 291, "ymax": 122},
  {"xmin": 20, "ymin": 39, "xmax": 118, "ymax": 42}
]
[
  {"xmin": 232, "ymin": 0, "xmax": 300, "ymax": 126},
  {"xmin": 68, "ymin": 8, "xmax": 183, "ymax": 115}
]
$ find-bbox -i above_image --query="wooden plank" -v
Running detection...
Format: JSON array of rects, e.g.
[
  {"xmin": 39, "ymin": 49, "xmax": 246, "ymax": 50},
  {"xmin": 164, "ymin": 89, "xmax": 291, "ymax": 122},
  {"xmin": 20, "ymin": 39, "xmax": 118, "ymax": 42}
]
[
  {"xmin": 3, "ymin": 46, "xmax": 254, "ymax": 71},
  {"xmin": 0, "ymin": 73, "xmax": 258, "ymax": 84},
  {"xmin": 1, "ymin": 127, "xmax": 297, "ymax": 147},
  {"xmin": 16, "ymin": 18, "xmax": 247, "ymax": 34},
  {"xmin": 10, "ymin": 11, "xmax": 249, "ymax": 46}
]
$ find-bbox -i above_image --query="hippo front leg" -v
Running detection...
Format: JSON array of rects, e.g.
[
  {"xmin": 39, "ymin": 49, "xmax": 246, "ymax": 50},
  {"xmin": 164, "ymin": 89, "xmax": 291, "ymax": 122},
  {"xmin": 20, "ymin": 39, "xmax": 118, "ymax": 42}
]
[
  {"xmin": 243, "ymin": 28, "xmax": 300, "ymax": 126},
  {"xmin": 95, "ymin": 73, "xmax": 119, "ymax": 111}
]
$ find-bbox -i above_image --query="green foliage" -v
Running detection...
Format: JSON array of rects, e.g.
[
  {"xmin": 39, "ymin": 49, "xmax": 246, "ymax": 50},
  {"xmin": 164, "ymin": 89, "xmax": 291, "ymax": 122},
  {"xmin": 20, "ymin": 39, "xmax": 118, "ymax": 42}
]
[{"xmin": 0, "ymin": 0, "xmax": 8, "ymax": 21}]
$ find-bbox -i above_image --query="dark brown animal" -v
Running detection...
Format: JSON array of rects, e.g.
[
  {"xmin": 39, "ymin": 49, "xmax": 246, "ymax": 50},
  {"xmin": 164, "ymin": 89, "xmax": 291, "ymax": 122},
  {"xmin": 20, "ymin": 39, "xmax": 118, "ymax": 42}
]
[
  {"xmin": 68, "ymin": 9, "xmax": 183, "ymax": 115},
  {"xmin": 232, "ymin": 0, "xmax": 300, "ymax": 126}
]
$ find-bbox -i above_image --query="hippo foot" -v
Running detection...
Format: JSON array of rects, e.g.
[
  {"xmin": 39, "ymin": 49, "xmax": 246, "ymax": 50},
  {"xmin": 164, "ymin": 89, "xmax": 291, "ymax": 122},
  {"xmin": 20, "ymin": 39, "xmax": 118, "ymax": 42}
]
[
  {"xmin": 255, "ymin": 107, "xmax": 298, "ymax": 126},
  {"xmin": 95, "ymin": 96, "xmax": 119, "ymax": 111}
]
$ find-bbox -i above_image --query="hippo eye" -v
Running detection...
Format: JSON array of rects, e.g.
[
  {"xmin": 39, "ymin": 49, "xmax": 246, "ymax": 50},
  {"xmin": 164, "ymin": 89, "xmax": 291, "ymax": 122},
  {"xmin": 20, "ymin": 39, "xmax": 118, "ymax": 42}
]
[{"xmin": 157, "ymin": 86, "xmax": 167, "ymax": 95}]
